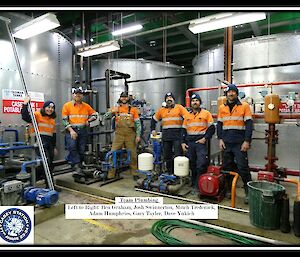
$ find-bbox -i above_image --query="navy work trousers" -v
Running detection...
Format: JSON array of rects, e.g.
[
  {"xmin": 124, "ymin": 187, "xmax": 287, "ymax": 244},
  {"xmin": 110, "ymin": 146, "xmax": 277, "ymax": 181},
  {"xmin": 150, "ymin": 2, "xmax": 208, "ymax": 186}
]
[
  {"xmin": 186, "ymin": 141, "xmax": 208, "ymax": 188},
  {"xmin": 222, "ymin": 142, "xmax": 252, "ymax": 186},
  {"xmin": 65, "ymin": 127, "xmax": 88, "ymax": 166}
]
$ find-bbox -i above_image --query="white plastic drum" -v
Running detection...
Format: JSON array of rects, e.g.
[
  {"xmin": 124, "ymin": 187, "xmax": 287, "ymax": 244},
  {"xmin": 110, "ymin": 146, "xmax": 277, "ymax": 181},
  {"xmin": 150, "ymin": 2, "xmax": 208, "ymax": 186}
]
[
  {"xmin": 138, "ymin": 153, "xmax": 154, "ymax": 171},
  {"xmin": 174, "ymin": 156, "xmax": 189, "ymax": 177}
]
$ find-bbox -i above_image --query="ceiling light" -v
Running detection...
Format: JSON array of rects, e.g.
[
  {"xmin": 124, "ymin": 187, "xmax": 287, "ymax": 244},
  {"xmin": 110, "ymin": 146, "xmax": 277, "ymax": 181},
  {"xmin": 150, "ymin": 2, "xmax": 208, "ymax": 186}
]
[
  {"xmin": 112, "ymin": 24, "xmax": 143, "ymax": 36},
  {"xmin": 188, "ymin": 12, "xmax": 266, "ymax": 34},
  {"xmin": 74, "ymin": 40, "xmax": 86, "ymax": 47},
  {"xmin": 13, "ymin": 13, "xmax": 60, "ymax": 39},
  {"xmin": 77, "ymin": 40, "xmax": 120, "ymax": 57}
]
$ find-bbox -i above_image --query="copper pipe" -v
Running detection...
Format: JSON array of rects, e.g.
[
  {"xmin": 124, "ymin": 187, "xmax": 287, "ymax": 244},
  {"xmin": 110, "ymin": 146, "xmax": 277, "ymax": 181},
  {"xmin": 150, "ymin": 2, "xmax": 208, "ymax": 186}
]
[
  {"xmin": 283, "ymin": 179, "xmax": 300, "ymax": 199},
  {"xmin": 229, "ymin": 171, "xmax": 239, "ymax": 208},
  {"xmin": 211, "ymin": 114, "xmax": 300, "ymax": 119},
  {"xmin": 185, "ymin": 80, "xmax": 300, "ymax": 107}
]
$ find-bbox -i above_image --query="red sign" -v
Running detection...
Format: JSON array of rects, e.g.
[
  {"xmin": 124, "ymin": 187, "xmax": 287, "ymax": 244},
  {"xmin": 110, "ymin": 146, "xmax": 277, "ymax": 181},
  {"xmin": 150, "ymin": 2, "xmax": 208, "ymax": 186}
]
[
  {"xmin": 2, "ymin": 89, "xmax": 44, "ymax": 114},
  {"xmin": 279, "ymin": 102, "xmax": 300, "ymax": 113},
  {"xmin": 2, "ymin": 100, "xmax": 44, "ymax": 114}
]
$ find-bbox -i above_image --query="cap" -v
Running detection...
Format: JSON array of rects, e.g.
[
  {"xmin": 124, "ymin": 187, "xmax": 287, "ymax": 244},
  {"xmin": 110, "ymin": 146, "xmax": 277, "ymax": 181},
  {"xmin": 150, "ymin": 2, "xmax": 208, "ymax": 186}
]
[
  {"xmin": 120, "ymin": 92, "xmax": 128, "ymax": 97},
  {"xmin": 43, "ymin": 100, "xmax": 55, "ymax": 109},
  {"xmin": 224, "ymin": 84, "xmax": 239, "ymax": 95},
  {"xmin": 164, "ymin": 92, "xmax": 175, "ymax": 101},
  {"xmin": 190, "ymin": 93, "xmax": 201, "ymax": 104}
]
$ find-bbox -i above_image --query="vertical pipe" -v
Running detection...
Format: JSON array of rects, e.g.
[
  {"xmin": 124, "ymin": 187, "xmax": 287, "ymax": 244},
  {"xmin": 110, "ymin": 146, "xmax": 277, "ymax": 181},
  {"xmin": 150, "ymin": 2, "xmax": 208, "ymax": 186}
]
[
  {"xmin": 105, "ymin": 69, "xmax": 110, "ymax": 109},
  {"xmin": 224, "ymin": 27, "xmax": 233, "ymax": 83}
]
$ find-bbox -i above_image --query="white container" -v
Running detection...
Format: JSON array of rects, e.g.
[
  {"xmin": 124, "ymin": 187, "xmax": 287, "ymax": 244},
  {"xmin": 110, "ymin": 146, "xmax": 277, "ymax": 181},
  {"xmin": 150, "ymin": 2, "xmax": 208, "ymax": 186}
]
[
  {"xmin": 138, "ymin": 153, "xmax": 154, "ymax": 171},
  {"xmin": 174, "ymin": 156, "xmax": 189, "ymax": 177}
]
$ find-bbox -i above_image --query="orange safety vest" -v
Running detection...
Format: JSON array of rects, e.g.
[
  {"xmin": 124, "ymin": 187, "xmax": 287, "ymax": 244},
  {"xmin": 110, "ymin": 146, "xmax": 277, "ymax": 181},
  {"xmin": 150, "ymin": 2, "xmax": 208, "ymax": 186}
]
[
  {"xmin": 153, "ymin": 104, "xmax": 188, "ymax": 129},
  {"xmin": 183, "ymin": 109, "xmax": 214, "ymax": 136},
  {"xmin": 62, "ymin": 101, "xmax": 96, "ymax": 127},
  {"xmin": 218, "ymin": 102, "xmax": 252, "ymax": 131},
  {"xmin": 29, "ymin": 111, "xmax": 56, "ymax": 137}
]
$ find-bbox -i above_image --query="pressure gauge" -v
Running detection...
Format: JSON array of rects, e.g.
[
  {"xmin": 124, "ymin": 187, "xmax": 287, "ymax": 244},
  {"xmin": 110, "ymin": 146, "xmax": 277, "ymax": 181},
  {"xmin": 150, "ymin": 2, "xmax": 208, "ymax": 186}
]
[{"xmin": 268, "ymin": 103, "xmax": 275, "ymax": 110}]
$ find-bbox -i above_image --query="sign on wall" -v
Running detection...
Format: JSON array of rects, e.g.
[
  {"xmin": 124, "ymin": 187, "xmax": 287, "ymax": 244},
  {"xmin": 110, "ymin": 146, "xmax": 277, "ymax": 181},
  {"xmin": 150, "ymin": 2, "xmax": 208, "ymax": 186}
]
[{"xmin": 2, "ymin": 89, "xmax": 44, "ymax": 114}]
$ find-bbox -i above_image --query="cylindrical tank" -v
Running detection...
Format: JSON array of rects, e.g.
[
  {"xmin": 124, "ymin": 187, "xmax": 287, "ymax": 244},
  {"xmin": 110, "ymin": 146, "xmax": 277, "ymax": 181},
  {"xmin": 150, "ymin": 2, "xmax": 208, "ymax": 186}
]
[
  {"xmin": 89, "ymin": 59, "xmax": 186, "ymax": 112},
  {"xmin": 193, "ymin": 33, "xmax": 300, "ymax": 170},
  {"xmin": 174, "ymin": 156, "xmax": 189, "ymax": 177},
  {"xmin": 138, "ymin": 153, "xmax": 153, "ymax": 171},
  {"xmin": 0, "ymin": 13, "xmax": 73, "ymax": 160},
  {"xmin": 264, "ymin": 93, "xmax": 280, "ymax": 124}
]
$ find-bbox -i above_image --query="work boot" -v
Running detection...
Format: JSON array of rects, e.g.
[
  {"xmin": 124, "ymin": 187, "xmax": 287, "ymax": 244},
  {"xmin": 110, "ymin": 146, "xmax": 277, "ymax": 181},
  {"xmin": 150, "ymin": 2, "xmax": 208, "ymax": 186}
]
[{"xmin": 244, "ymin": 185, "xmax": 249, "ymax": 205}]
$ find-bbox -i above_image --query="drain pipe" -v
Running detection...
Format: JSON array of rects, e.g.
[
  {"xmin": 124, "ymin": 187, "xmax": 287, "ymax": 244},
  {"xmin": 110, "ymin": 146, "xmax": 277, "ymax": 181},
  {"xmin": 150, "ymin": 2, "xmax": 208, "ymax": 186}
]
[{"xmin": 182, "ymin": 219, "xmax": 288, "ymax": 245}]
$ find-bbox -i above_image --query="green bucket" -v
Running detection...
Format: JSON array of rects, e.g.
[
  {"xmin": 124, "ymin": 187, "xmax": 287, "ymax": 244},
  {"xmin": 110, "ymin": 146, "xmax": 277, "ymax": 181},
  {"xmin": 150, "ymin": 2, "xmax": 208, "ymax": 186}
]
[{"xmin": 247, "ymin": 181, "xmax": 285, "ymax": 230}]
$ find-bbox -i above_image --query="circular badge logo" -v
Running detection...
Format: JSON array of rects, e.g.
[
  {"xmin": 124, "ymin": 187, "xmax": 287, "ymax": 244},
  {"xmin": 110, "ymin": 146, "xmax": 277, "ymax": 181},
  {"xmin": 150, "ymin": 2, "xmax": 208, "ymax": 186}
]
[{"xmin": 0, "ymin": 208, "xmax": 32, "ymax": 243}]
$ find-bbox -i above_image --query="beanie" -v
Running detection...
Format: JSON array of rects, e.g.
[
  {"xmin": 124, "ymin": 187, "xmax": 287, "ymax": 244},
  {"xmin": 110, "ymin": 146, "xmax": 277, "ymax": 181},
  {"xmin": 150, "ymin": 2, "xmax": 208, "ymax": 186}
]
[
  {"xmin": 224, "ymin": 84, "xmax": 239, "ymax": 95},
  {"xmin": 43, "ymin": 100, "xmax": 55, "ymax": 109},
  {"xmin": 190, "ymin": 93, "xmax": 201, "ymax": 104},
  {"xmin": 120, "ymin": 91, "xmax": 128, "ymax": 97},
  {"xmin": 165, "ymin": 92, "xmax": 175, "ymax": 101}
]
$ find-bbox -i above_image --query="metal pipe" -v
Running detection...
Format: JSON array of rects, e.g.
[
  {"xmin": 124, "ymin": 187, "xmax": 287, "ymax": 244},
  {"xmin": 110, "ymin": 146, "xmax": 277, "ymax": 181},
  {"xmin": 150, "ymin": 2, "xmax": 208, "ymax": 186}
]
[
  {"xmin": 230, "ymin": 171, "xmax": 239, "ymax": 208},
  {"xmin": 185, "ymin": 80, "xmax": 300, "ymax": 107},
  {"xmin": 20, "ymin": 159, "xmax": 42, "ymax": 173},
  {"xmin": 182, "ymin": 219, "xmax": 288, "ymax": 245},
  {"xmin": 135, "ymin": 187, "xmax": 249, "ymax": 213},
  {"xmin": 4, "ymin": 19, "xmax": 54, "ymax": 190}
]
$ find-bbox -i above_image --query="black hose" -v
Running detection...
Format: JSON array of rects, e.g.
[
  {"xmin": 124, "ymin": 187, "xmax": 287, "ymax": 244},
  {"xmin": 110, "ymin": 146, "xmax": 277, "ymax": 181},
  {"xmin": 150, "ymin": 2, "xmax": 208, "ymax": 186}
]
[
  {"xmin": 293, "ymin": 200, "xmax": 300, "ymax": 237},
  {"xmin": 280, "ymin": 194, "xmax": 291, "ymax": 233}
]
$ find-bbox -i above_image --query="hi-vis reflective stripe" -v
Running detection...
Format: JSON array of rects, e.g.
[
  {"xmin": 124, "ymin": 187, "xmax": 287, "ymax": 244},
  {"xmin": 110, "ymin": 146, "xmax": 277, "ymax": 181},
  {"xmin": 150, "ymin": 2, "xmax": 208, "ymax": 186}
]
[
  {"xmin": 187, "ymin": 131, "xmax": 206, "ymax": 135},
  {"xmin": 62, "ymin": 115, "xmax": 68, "ymax": 119},
  {"xmin": 186, "ymin": 122, "xmax": 208, "ymax": 127},
  {"xmin": 244, "ymin": 116, "xmax": 252, "ymax": 121},
  {"xmin": 153, "ymin": 115, "xmax": 159, "ymax": 122},
  {"xmin": 218, "ymin": 116, "xmax": 244, "ymax": 122},
  {"xmin": 118, "ymin": 113, "xmax": 133, "ymax": 117},
  {"xmin": 71, "ymin": 123, "xmax": 86, "ymax": 127},
  {"xmin": 162, "ymin": 117, "xmax": 183, "ymax": 121},
  {"xmin": 30, "ymin": 131, "xmax": 53, "ymax": 136},
  {"xmin": 69, "ymin": 114, "xmax": 89, "ymax": 118},
  {"xmin": 38, "ymin": 123, "xmax": 55, "ymax": 128},
  {"xmin": 162, "ymin": 125, "xmax": 182, "ymax": 129},
  {"xmin": 223, "ymin": 125, "xmax": 245, "ymax": 130}
]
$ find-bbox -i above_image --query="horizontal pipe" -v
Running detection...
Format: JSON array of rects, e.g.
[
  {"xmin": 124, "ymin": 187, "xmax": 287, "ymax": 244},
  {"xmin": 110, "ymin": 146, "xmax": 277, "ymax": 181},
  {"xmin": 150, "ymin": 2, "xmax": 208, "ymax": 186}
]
[
  {"xmin": 20, "ymin": 159, "xmax": 42, "ymax": 173},
  {"xmin": 185, "ymin": 80, "xmax": 300, "ymax": 107},
  {"xmin": 182, "ymin": 219, "xmax": 288, "ymax": 245},
  {"xmin": 249, "ymin": 166, "xmax": 300, "ymax": 177},
  {"xmin": 211, "ymin": 113, "xmax": 300, "ymax": 119},
  {"xmin": 0, "ymin": 145, "xmax": 36, "ymax": 152},
  {"xmin": 135, "ymin": 187, "xmax": 249, "ymax": 213}
]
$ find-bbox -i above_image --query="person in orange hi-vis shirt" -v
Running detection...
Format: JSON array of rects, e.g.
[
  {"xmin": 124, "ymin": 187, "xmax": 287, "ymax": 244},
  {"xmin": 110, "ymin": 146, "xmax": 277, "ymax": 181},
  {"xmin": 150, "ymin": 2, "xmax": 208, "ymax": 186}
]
[
  {"xmin": 104, "ymin": 91, "xmax": 141, "ymax": 181},
  {"xmin": 217, "ymin": 84, "xmax": 253, "ymax": 204},
  {"xmin": 151, "ymin": 92, "xmax": 189, "ymax": 174},
  {"xmin": 21, "ymin": 96, "xmax": 60, "ymax": 191},
  {"xmin": 62, "ymin": 87, "xmax": 98, "ymax": 176},
  {"xmin": 181, "ymin": 93, "xmax": 215, "ymax": 194}
]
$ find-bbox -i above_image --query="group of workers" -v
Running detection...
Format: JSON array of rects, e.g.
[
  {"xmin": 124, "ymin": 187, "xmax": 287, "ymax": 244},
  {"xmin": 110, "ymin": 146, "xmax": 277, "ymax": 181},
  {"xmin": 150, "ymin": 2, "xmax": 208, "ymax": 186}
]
[{"xmin": 21, "ymin": 83, "xmax": 253, "ymax": 204}]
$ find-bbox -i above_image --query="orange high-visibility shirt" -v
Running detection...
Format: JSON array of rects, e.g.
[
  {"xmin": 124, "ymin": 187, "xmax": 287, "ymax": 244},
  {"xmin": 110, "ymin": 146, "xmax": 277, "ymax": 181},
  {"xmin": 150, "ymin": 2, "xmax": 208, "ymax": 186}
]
[
  {"xmin": 62, "ymin": 101, "xmax": 96, "ymax": 128},
  {"xmin": 29, "ymin": 112, "xmax": 56, "ymax": 137},
  {"xmin": 217, "ymin": 102, "xmax": 252, "ymax": 131},
  {"xmin": 183, "ymin": 109, "xmax": 214, "ymax": 136},
  {"xmin": 153, "ymin": 104, "xmax": 188, "ymax": 129}
]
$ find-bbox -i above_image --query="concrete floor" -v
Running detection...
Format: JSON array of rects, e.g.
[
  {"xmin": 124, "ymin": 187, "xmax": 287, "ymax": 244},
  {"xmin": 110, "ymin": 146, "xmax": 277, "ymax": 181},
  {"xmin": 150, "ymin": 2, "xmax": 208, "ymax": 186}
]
[{"xmin": 32, "ymin": 169, "xmax": 300, "ymax": 248}]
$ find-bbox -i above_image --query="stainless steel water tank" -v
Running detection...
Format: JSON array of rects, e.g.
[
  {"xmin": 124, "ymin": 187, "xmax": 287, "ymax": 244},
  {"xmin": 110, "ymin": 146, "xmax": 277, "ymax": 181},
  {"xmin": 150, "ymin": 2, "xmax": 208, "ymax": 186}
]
[
  {"xmin": 0, "ymin": 13, "xmax": 73, "ymax": 159},
  {"xmin": 193, "ymin": 33, "xmax": 300, "ymax": 170},
  {"xmin": 90, "ymin": 59, "xmax": 186, "ymax": 111}
]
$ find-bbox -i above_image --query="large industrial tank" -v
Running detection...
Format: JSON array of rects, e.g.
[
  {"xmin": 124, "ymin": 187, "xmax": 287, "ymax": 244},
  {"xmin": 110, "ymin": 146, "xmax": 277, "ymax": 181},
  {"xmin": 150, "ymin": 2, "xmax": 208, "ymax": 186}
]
[
  {"xmin": 192, "ymin": 33, "xmax": 300, "ymax": 170},
  {"xmin": 89, "ymin": 59, "xmax": 186, "ymax": 112},
  {"xmin": 0, "ymin": 13, "xmax": 73, "ymax": 160}
]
